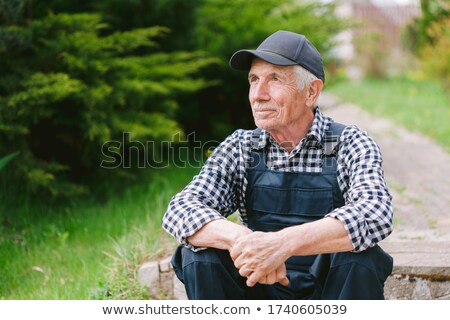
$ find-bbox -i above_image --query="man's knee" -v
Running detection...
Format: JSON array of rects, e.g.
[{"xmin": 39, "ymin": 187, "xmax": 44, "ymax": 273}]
[
  {"xmin": 330, "ymin": 245, "xmax": 393, "ymax": 281},
  {"xmin": 171, "ymin": 246, "xmax": 245, "ymax": 299},
  {"xmin": 172, "ymin": 246, "xmax": 233, "ymax": 282},
  {"xmin": 311, "ymin": 245, "xmax": 393, "ymax": 299}
]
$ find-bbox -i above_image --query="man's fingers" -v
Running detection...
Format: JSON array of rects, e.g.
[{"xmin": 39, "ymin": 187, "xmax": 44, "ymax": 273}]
[
  {"xmin": 278, "ymin": 276, "xmax": 290, "ymax": 286},
  {"xmin": 233, "ymin": 252, "xmax": 248, "ymax": 269},
  {"xmin": 238, "ymin": 265, "xmax": 253, "ymax": 278},
  {"xmin": 253, "ymin": 265, "xmax": 290, "ymax": 286},
  {"xmin": 246, "ymin": 270, "xmax": 265, "ymax": 287},
  {"xmin": 229, "ymin": 245, "xmax": 240, "ymax": 261},
  {"xmin": 266, "ymin": 271, "xmax": 277, "ymax": 284},
  {"xmin": 276, "ymin": 265, "xmax": 289, "ymax": 286}
]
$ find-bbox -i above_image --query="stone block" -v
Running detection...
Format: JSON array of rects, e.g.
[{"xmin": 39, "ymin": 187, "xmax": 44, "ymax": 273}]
[
  {"xmin": 173, "ymin": 275, "xmax": 188, "ymax": 300},
  {"xmin": 381, "ymin": 241, "xmax": 450, "ymax": 300},
  {"xmin": 159, "ymin": 257, "xmax": 172, "ymax": 273},
  {"xmin": 137, "ymin": 261, "xmax": 160, "ymax": 297},
  {"xmin": 159, "ymin": 271, "xmax": 174, "ymax": 298}
]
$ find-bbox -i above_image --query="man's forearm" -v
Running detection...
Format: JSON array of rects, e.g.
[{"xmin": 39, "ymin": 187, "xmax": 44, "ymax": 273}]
[
  {"xmin": 279, "ymin": 217, "xmax": 353, "ymax": 257},
  {"xmin": 187, "ymin": 219, "xmax": 252, "ymax": 251}
]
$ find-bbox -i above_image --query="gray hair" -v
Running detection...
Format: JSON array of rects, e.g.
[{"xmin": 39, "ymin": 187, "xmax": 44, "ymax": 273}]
[{"xmin": 294, "ymin": 65, "xmax": 318, "ymax": 91}]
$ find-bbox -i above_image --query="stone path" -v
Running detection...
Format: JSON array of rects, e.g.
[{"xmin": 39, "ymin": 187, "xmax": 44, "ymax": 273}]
[{"xmin": 319, "ymin": 92, "xmax": 450, "ymax": 242}]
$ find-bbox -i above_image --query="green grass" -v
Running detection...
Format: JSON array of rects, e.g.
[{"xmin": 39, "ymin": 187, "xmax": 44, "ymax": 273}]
[
  {"xmin": 0, "ymin": 165, "xmax": 199, "ymax": 299},
  {"xmin": 329, "ymin": 77, "xmax": 450, "ymax": 150}
]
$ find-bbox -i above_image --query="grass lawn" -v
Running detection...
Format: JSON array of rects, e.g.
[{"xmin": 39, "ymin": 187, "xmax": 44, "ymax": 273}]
[
  {"xmin": 329, "ymin": 77, "xmax": 450, "ymax": 150},
  {"xmin": 0, "ymin": 165, "xmax": 199, "ymax": 299}
]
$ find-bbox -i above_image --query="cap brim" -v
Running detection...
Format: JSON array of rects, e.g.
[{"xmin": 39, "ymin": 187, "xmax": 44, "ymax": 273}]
[{"xmin": 229, "ymin": 49, "xmax": 297, "ymax": 71}]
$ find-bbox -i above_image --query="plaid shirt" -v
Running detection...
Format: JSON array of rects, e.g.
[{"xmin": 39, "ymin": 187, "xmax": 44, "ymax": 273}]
[{"xmin": 162, "ymin": 108, "xmax": 393, "ymax": 253}]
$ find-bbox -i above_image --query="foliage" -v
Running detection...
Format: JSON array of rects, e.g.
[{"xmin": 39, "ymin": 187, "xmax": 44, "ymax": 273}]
[
  {"xmin": 92, "ymin": 236, "xmax": 153, "ymax": 300},
  {"xmin": 194, "ymin": 0, "xmax": 342, "ymax": 61},
  {"xmin": 401, "ymin": 0, "xmax": 449, "ymax": 88},
  {"xmin": 92, "ymin": 230, "xmax": 175, "ymax": 300},
  {"xmin": 0, "ymin": 0, "xmax": 24, "ymax": 24},
  {"xmin": 0, "ymin": 152, "xmax": 19, "ymax": 171},
  {"xmin": 420, "ymin": 16, "xmax": 450, "ymax": 89},
  {"xmin": 0, "ymin": 9, "xmax": 216, "ymax": 198},
  {"xmin": 402, "ymin": 0, "xmax": 449, "ymax": 53},
  {"xmin": 418, "ymin": 0, "xmax": 450, "ymax": 49},
  {"xmin": 89, "ymin": 0, "xmax": 199, "ymax": 51},
  {"xmin": 0, "ymin": 0, "xmax": 346, "ymax": 198},
  {"xmin": 24, "ymin": 0, "xmax": 199, "ymax": 50}
]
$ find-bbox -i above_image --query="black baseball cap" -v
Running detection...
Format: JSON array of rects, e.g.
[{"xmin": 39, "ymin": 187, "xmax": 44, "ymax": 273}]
[{"xmin": 229, "ymin": 30, "xmax": 325, "ymax": 83}]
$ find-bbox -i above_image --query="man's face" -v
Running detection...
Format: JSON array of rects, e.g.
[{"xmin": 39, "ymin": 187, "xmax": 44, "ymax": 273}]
[{"xmin": 248, "ymin": 59, "xmax": 311, "ymax": 134}]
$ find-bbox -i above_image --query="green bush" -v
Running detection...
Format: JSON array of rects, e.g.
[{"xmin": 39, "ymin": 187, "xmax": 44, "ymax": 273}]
[
  {"xmin": 421, "ymin": 17, "xmax": 450, "ymax": 89},
  {"xmin": 0, "ymin": 0, "xmax": 347, "ymax": 199},
  {"xmin": 0, "ymin": 152, "xmax": 19, "ymax": 172},
  {"xmin": 401, "ymin": 0, "xmax": 449, "ymax": 89},
  {"xmin": 0, "ymin": 12, "xmax": 216, "ymax": 198}
]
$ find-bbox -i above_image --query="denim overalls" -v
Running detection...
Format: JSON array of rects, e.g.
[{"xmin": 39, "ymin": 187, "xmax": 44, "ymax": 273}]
[{"xmin": 172, "ymin": 122, "xmax": 393, "ymax": 299}]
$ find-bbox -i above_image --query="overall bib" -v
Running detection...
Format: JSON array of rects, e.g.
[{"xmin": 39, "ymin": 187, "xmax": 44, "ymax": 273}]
[
  {"xmin": 172, "ymin": 123, "xmax": 393, "ymax": 299},
  {"xmin": 244, "ymin": 122, "xmax": 346, "ymax": 298}
]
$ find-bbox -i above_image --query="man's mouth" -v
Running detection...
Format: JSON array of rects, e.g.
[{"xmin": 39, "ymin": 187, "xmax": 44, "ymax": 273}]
[{"xmin": 253, "ymin": 105, "xmax": 277, "ymax": 112}]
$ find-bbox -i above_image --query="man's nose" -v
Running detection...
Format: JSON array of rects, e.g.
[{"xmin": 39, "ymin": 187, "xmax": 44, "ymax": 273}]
[{"xmin": 252, "ymin": 81, "xmax": 270, "ymax": 101}]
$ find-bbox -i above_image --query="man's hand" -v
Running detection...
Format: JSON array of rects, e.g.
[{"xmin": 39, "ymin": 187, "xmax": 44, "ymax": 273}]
[
  {"xmin": 187, "ymin": 220, "xmax": 293, "ymax": 287},
  {"xmin": 230, "ymin": 231, "xmax": 290, "ymax": 287},
  {"xmin": 252, "ymin": 264, "xmax": 289, "ymax": 287}
]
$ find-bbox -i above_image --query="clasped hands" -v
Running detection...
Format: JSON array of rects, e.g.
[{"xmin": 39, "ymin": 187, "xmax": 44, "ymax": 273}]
[{"xmin": 229, "ymin": 230, "xmax": 290, "ymax": 287}]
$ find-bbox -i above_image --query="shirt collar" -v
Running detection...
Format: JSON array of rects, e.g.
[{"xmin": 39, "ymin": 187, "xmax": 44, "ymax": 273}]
[{"xmin": 307, "ymin": 107, "xmax": 331, "ymax": 144}]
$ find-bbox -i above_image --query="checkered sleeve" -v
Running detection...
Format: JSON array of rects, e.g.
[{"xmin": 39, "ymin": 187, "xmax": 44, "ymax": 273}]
[
  {"xmin": 326, "ymin": 126, "xmax": 393, "ymax": 252},
  {"xmin": 162, "ymin": 130, "xmax": 244, "ymax": 251}
]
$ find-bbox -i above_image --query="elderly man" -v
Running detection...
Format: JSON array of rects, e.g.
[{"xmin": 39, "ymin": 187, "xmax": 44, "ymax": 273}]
[{"xmin": 162, "ymin": 30, "xmax": 393, "ymax": 300}]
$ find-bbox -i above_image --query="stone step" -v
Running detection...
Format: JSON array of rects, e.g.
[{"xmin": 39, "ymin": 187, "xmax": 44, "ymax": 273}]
[
  {"xmin": 381, "ymin": 241, "xmax": 450, "ymax": 299},
  {"xmin": 138, "ymin": 256, "xmax": 188, "ymax": 300}
]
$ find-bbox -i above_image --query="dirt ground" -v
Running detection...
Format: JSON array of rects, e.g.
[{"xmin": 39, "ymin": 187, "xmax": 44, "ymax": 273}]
[{"xmin": 319, "ymin": 92, "xmax": 450, "ymax": 242}]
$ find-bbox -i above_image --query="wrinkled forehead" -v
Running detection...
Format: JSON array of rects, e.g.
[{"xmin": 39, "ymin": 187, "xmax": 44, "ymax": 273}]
[{"xmin": 249, "ymin": 57, "xmax": 297, "ymax": 77}]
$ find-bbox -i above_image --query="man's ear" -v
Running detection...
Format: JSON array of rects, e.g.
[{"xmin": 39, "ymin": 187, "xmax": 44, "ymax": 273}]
[{"xmin": 305, "ymin": 79, "xmax": 324, "ymax": 108}]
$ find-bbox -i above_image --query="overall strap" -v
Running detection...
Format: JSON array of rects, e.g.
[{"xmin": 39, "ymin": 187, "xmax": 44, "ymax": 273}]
[
  {"xmin": 322, "ymin": 121, "xmax": 346, "ymax": 173},
  {"xmin": 250, "ymin": 128, "xmax": 263, "ymax": 150},
  {"xmin": 322, "ymin": 122, "xmax": 346, "ymax": 155},
  {"xmin": 249, "ymin": 128, "xmax": 266, "ymax": 170}
]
